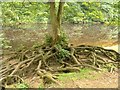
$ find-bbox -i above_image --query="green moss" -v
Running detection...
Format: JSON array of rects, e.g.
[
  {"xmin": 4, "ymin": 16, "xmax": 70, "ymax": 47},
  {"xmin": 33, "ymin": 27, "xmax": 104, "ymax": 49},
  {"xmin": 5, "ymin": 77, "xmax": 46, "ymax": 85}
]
[
  {"xmin": 15, "ymin": 83, "xmax": 29, "ymax": 90},
  {"xmin": 58, "ymin": 68, "xmax": 100, "ymax": 81}
]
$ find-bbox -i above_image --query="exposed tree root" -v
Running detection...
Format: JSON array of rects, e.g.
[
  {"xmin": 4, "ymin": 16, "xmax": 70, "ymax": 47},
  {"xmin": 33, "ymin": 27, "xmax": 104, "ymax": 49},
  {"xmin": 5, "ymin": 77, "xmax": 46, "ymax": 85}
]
[
  {"xmin": 0, "ymin": 75, "xmax": 24, "ymax": 87},
  {"xmin": 1, "ymin": 44, "xmax": 120, "ymax": 88},
  {"xmin": 37, "ymin": 69, "xmax": 60, "ymax": 86}
]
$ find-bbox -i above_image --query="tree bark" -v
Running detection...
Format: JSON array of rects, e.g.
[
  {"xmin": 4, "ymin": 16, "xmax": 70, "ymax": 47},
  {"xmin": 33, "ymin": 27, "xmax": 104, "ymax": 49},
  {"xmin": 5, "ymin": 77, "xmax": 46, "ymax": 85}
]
[
  {"xmin": 57, "ymin": 0, "xmax": 65, "ymax": 30},
  {"xmin": 50, "ymin": 0, "xmax": 64, "ymax": 45}
]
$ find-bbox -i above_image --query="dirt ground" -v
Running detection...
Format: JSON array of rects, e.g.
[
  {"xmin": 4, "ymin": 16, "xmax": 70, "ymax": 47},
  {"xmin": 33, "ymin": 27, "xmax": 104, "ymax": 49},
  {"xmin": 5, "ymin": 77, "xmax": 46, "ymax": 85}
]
[
  {"xmin": 4, "ymin": 42, "xmax": 119, "ymax": 88},
  {"xmin": 23, "ymin": 69, "xmax": 118, "ymax": 88},
  {"xmin": 5, "ymin": 43, "xmax": 119, "ymax": 88},
  {"xmin": 2, "ymin": 24, "xmax": 119, "ymax": 88},
  {"xmin": 3, "ymin": 24, "xmax": 119, "ymax": 49},
  {"xmin": 68, "ymin": 72, "xmax": 118, "ymax": 88}
]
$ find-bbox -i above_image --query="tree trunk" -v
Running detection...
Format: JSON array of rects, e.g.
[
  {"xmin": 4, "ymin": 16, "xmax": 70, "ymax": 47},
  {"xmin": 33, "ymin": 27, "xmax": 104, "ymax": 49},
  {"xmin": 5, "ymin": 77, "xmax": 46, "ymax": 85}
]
[
  {"xmin": 57, "ymin": 0, "xmax": 64, "ymax": 30},
  {"xmin": 50, "ymin": 0, "xmax": 64, "ymax": 45}
]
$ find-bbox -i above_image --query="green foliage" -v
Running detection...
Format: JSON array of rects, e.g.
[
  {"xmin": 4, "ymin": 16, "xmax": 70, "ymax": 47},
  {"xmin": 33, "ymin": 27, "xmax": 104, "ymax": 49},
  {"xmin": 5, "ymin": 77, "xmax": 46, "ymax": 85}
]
[
  {"xmin": 39, "ymin": 88, "xmax": 44, "ymax": 90},
  {"xmin": 0, "ymin": 33, "xmax": 12, "ymax": 49},
  {"xmin": 63, "ymin": 2, "xmax": 118, "ymax": 25},
  {"xmin": 57, "ymin": 31, "xmax": 68, "ymax": 46},
  {"xmin": 45, "ymin": 31, "xmax": 68, "ymax": 46},
  {"xmin": 45, "ymin": 34, "xmax": 53, "ymax": 45},
  {"xmin": 39, "ymin": 84, "xmax": 44, "ymax": 90},
  {"xmin": 15, "ymin": 83, "xmax": 29, "ymax": 90},
  {"xmin": 2, "ymin": 2, "xmax": 49, "ymax": 29},
  {"xmin": 45, "ymin": 31, "xmax": 69, "ymax": 59},
  {"xmin": 1, "ymin": 1, "xmax": 119, "ymax": 28},
  {"xmin": 55, "ymin": 44, "xmax": 70, "ymax": 59}
]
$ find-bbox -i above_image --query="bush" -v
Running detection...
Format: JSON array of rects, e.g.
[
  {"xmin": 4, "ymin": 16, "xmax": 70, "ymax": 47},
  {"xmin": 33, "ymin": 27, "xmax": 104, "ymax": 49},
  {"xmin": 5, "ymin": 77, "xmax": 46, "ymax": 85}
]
[
  {"xmin": 55, "ymin": 44, "xmax": 70, "ymax": 59},
  {"xmin": 45, "ymin": 34, "xmax": 53, "ymax": 45}
]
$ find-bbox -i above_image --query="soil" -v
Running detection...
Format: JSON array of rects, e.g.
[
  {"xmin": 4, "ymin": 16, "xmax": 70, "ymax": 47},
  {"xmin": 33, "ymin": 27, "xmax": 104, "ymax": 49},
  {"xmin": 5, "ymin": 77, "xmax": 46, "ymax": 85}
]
[
  {"xmin": 23, "ymin": 69, "xmax": 118, "ymax": 88},
  {"xmin": 3, "ymin": 24, "xmax": 118, "ymax": 49},
  {"xmin": 2, "ymin": 24, "xmax": 119, "ymax": 88},
  {"xmin": 58, "ymin": 72, "xmax": 118, "ymax": 88},
  {"xmin": 4, "ymin": 44, "xmax": 119, "ymax": 88}
]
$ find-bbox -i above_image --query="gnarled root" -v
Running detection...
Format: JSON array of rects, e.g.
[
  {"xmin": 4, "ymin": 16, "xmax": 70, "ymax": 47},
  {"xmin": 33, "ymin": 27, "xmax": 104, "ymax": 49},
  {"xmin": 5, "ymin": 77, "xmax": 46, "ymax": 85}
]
[
  {"xmin": 36, "ymin": 69, "xmax": 60, "ymax": 86},
  {"xmin": 1, "ymin": 44, "xmax": 120, "ymax": 88},
  {"xmin": 0, "ymin": 75, "xmax": 24, "ymax": 87},
  {"xmin": 36, "ymin": 59, "xmax": 60, "ymax": 86}
]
